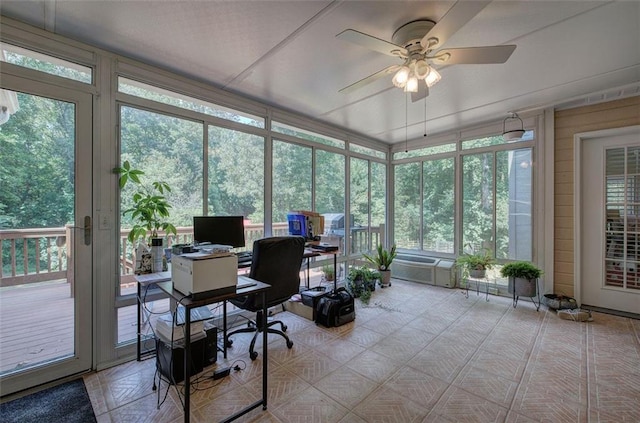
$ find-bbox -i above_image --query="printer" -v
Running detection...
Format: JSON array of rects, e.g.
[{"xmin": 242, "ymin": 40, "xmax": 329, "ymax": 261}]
[{"xmin": 171, "ymin": 253, "xmax": 238, "ymax": 299}]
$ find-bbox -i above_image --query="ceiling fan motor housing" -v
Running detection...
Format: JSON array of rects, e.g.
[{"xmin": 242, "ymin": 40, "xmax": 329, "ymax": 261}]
[{"xmin": 392, "ymin": 20, "xmax": 436, "ymax": 50}]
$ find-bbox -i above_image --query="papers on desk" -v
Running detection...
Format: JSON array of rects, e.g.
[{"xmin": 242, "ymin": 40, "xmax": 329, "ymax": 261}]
[
  {"xmin": 180, "ymin": 251, "xmax": 234, "ymax": 260},
  {"xmin": 135, "ymin": 271, "xmax": 171, "ymax": 286},
  {"xmin": 155, "ymin": 312, "xmax": 206, "ymax": 343}
]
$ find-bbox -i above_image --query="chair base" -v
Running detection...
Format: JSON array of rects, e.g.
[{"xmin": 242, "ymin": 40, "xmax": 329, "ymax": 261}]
[{"xmin": 226, "ymin": 312, "xmax": 293, "ymax": 360}]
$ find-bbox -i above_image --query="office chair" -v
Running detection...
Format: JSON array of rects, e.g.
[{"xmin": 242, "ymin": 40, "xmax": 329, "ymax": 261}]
[{"xmin": 226, "ymin": 236, "xmax": 306, "ymax": 360}]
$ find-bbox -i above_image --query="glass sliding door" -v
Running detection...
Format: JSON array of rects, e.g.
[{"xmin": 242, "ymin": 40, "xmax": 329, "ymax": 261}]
[{"xmin": 0, "ymin": 80, "xmax": 92, "ymax": 395}]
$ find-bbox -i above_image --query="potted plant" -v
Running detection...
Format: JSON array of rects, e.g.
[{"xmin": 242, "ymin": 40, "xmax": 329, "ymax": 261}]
[
  {"xmin": 114, "ymin": 161, "xmax": 177, "ymax": 272},
  {"xmin": 321, "ymin": 264, "xmax": 335, "ymax": 282},
  {"xmin": 363, "ymin": 243, "xmax": 397, "ymax": 288},
  {"xmin": 346, "ymin": 266, "xmax": 379, "ymax": 304},
  {"xmin": 500, "ymin": 261, "xmax": 543, "ymax": 299},
  {"xmin": 456, "ymin": 246, "xmax": 495, "ymax": 279}
]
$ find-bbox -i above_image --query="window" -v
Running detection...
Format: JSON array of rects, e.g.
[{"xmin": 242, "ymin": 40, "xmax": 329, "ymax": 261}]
[
  {"xmin": 272, "ymin": 121, "xmax": 345, "ymax": 149},
  {"xmin": 118, "ymin": 77, "xmax": 264, "ymax": 128},
  {"xmin": 394, "ymin": 143, "xmax": 456, "ymax": 160},
  {"xmin": 394, "ymin": 162, "xmax": 421, "ymax": 249},
  {"xmin": 1, "ymin": 43, "xmax": 92, "ymax": 83},
  {"xmin": 462, "ymin": 148, "xmax": 533, "ymax": 261},
  {"xmin": 119, "ymin": 105, "xmax": 203, "ymax": 281},
  {"xmin": 423, "ymin": 158, "xmax": 455, "ymax": 253},
  {"xmin": 272, "ymin": 140, "xmax": 312, "ymax": 224},
  {"xmin": 393, "ymin": 127, "xmax": 535, "ymax": 264},
  {"xmin": 350, "ymin": 143, "xmax": 386, "ymax": 159},
  {"xmin": 208, "ymin": 126, "xmax": 265, "ymax": 248}
]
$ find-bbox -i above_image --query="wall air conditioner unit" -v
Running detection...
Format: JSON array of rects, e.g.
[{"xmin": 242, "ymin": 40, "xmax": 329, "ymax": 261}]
[{"xmin": 391, "ymin": 252, "xmax": 457, "ymax": 288}]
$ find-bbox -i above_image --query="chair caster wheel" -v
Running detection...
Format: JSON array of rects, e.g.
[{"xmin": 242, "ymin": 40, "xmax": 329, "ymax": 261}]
[
  {"xmin": 226, "ymin": 339, "xmax": 233, "ymax": 347},
  {"xmin": 250, "ymin": 351, "xmax": 258, "ymax": 361},
  {"xmin": 286, "ymin": 340, "xmax": 293, "ymax": 349},
  {"xmin": 282, "ymin": 324, "xmax": 288, "ymax": 332}
]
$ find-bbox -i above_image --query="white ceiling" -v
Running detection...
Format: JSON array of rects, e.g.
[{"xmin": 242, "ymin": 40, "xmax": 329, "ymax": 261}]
[{"xmin": 1, "ymin": 1, "xmax": 639, "ymax": 145}]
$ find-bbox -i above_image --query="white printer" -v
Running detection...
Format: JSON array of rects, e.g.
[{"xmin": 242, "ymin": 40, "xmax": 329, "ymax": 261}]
[{"xmin": 171, "ymin": 253, "xmax": 238, "ymax": 299}]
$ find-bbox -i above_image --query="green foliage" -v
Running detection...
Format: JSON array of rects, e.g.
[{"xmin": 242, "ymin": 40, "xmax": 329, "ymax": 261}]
[
  {"xmin": 346, "ymin": 266, "xmax": 379, "ymax": 304},
  {"xmin": 321, "ymin": 264, "xmax": 335, "ymax": 280},
  {"xmin": 114, "ymin": 161, "xmax": 177, "ymax": 244},
  {"xmin": 363, "ymin": 244, "xmax": 397, "ymax": 271},
  {"xmin": 500, "ymin": 261, "xmax": 542, "ymax": 280},
  {"xmin": 456, "ymin": 246, "xmax": 496, "ymax": 272}
]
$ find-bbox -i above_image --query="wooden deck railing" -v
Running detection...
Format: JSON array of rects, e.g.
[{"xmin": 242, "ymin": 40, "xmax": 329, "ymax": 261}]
[{"xmin": 1, "ymin": 223, "xmax": 383, "ymax": 291}]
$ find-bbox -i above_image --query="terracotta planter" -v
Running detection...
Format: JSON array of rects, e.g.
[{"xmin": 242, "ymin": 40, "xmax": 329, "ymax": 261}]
[{"xmin": 379, "ymin": 270, "xmax": 391, "ymax": 287}]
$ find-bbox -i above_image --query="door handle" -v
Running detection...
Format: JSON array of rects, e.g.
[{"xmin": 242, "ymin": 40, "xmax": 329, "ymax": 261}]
[{"xmin": 84, "ymin": 215, "xmax": 91, "ymax": 245}]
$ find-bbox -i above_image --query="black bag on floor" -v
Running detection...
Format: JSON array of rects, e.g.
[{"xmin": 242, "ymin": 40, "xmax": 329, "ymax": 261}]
[{"xmin": 315, "ymin": 287, "xmax": 355, "ymax": 327}]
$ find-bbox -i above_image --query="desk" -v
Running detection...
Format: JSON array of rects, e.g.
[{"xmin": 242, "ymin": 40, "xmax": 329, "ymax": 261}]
[
  {"xmin": 135, "ymin": 271, "xmax": 171, "ymax": 361},
  {"xmin": 156, "ymin": 278, "xmax": 270, "ymax": 423},
  {"xmin": 237, "ymin": 248, "xmax": 339, "ymax": 291},
  {"xmin": 303, "ymin": 248, "xmax": 339, "ymax": 291}
]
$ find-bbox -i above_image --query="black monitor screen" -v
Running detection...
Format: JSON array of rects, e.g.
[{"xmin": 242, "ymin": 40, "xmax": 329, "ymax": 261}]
[{"xmin": 193, "ymin": 216, "xmax": 245, "ymax": 248}]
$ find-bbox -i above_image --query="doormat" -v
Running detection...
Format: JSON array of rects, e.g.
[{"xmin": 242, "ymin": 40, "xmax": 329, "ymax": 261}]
[{"xmin": 0, "ymin": 378, "xmax": 96, "ymax": 423}]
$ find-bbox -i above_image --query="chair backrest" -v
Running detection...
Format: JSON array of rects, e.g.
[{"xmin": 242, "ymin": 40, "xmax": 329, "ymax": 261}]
[{"xmin": 245, "ymin": 236, "xmax": 305, "ymax": 309}]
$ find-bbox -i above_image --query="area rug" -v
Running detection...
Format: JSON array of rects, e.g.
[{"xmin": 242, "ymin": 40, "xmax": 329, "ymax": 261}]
[{"xmin": 0, "ymin": 378, "xmax": 96, "ymax": 423}]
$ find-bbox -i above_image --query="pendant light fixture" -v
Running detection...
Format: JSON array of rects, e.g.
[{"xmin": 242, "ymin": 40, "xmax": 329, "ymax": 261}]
[{"xmin": 502, "ymin": 112, "xmax": 525, "ymax": 141}]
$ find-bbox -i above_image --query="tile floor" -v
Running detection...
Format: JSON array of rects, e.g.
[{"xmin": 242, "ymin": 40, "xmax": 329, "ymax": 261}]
[{"xmin": 84, "ymin": 279, "xmax": 640, "ymax": 423}]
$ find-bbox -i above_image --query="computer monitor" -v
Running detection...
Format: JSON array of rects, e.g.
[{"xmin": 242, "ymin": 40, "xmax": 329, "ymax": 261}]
[{"xmin": 193, "ymin": 216, "xmax": 245, "ymax": 248}]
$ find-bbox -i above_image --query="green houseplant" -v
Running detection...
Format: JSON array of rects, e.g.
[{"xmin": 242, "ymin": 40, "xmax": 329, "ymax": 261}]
[
  {"xmin": 363, "ymin": 243, "xmax": 397, "ymax": 287},
  {"xmin": 321, "ymin": 264, "xmax": 335, "ymax": 282},
  {"xmin": 115, "ymin": 161, "xmax": 177, "ymax": 244},
  {"xmin": 456, "ymin": 247, "xmax": 496, "ymax": 279},
  {"xmin": 115, "ymin": 161, "xmax": 177, "ymax": 273},
  {"xmin": 346, "ymin": 266, "xmax": 379, "ymax": 304},
  {"xmin": 500, "ymin": 261, "xmax": 543, "ymax": 307}
]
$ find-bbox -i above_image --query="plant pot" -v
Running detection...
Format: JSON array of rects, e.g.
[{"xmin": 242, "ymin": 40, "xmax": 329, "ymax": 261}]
[
  {"xmin": 379, "ymin": 270, "xmax": 391, "ymax": 287},
  {"xmin": 508, "ymin": 276, "xmax": 537, "ymax": 297},
  {"xmin": 469, "ymin": 269, "xmax": 486, "ymax": 279}
]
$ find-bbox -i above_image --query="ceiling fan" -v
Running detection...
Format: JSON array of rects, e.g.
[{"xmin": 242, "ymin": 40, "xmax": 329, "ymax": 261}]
[{"xmin": 336, "ymin": 0, "xmax": 516, "ymax": 102}]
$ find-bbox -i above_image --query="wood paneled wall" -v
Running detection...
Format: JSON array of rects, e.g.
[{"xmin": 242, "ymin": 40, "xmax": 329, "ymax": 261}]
[{"xmin": 554, "ymin": 96, "xmax": 640, "ymax": 296}]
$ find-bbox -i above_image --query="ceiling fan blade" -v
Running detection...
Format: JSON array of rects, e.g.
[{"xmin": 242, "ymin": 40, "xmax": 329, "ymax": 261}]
[
  {"xmin": 411, "ymin": 84, "xmax": 429, "ymax": 103},
  {"xmin": 337, "ymin": 29, "xmax": 407, "ymax": 57},
  {"xmin": 432, "ymin": 45, "xmax": 516, "ymax": 64},
  {"xmin": 339, "ymin": 65, "xmax": 399, "ymax": 94},
  {"xmin": 420, "ymin": 0, "xmax": 492, "ymax": 51}
]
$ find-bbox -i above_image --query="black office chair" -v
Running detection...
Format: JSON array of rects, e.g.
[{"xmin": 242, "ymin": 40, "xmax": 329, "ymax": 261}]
[{"xmin": 226, "ymin": 236, "xmax": 306, "ymax": 360}]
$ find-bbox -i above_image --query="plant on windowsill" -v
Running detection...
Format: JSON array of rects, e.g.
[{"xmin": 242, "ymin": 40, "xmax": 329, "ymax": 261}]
[
  {"xmin": 346, "ymin": 266, "xmax": 379, "ymax": 304},
  {"xmin": 114, "ymin": 160, "xmax": 177, "ymax": 273},
  {"xmin": 500, "ymin": 261, "xmax": 543, "ymax": 298},
  {"xmin": 455, "ymin": 245, "xmax": 496, "ymax": 279},
  {"xmin": 363, "ymin": 243, "xmax": 397, "ymax": 288}
]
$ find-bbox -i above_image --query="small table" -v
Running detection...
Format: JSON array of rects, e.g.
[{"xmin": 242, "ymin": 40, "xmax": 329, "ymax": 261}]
[
  {"xmin": 135, "ymin": 271, "xmax": 171, "ymax": 361},
  {"xmin": 156, "ymin": 278, "xmax": 270, "ymax": 423}
]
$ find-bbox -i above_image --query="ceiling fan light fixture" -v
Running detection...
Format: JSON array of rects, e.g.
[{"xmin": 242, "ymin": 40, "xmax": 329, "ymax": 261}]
[
  {"xmin": 414, "ymin": 60, "xmax": 430, "ymax": 79},
  {"xmin": 404, "ymin": 75, "xmax": 418, "ymax": 93},
  {"xmin": 424, "ymin": 67, "xmax": 441, "ymax": 88},
  {"xmin": 502, "ymin": 112, "xmax": 525, "ymax": 141},
  {"xmin": 392, "ymin": 66, "xmax": 410, "ymax": 88}
]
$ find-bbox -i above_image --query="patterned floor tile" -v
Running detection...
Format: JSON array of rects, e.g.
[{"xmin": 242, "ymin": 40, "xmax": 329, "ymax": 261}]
[
  {"xmin": 81, "ymin": 279, "xmax": 640, "ymax": 423},
  {"xmin": 314, "ymin": 366, "xmax": 378, "ymax": 408},
  {"xmin": 432, "ymin": 386, "xmax": 509, "ymax": 423},
  {"xmin": 452, "ymin": 366, "xmax": 519, "ymax": 407},
  {"xmin": 286, "ymin": 349, "xmax": 343, "ymax": 384},
  {"xmin": 272, "ymin": 386, "xmax": 350, "ymax": 423},
  {"xmin": 382, "ymin": 366, "xmax": 449, "ymax": 408},
  {"xmin": 345, "ymin": 349, "xmax": 402, "ymax": 383},
  {"xmin": 352, "ymin": 386, "xmax": 430, "ymax": 423}
]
